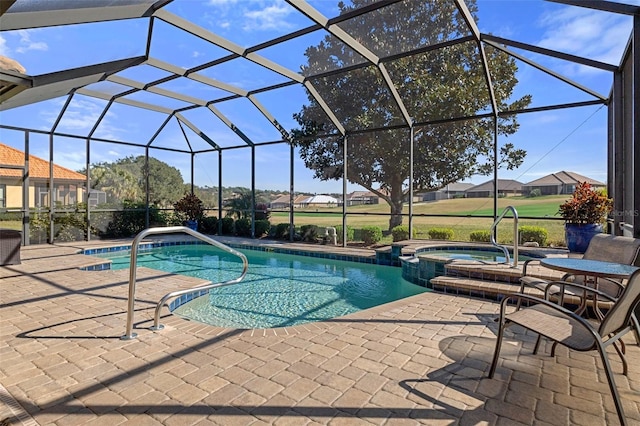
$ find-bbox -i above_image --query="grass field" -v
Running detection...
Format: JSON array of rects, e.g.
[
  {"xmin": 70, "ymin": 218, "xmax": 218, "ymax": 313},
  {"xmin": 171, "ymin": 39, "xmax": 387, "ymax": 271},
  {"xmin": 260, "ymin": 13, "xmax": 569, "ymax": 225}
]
[
  {"xmin": 270, "ymin": 194, "xmax": 569, "ymax": 246},
  {"xmin": 0, "ymin": 195, "xmax": 570, "ymax": 247}
]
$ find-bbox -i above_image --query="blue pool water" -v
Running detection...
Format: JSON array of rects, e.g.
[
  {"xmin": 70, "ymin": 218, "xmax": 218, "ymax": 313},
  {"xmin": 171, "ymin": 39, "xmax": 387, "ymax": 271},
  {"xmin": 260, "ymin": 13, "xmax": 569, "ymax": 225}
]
[
  {"xmin": 97, "ymin": 245, "xmax": 426, "ymax": 329},
  {"xmin": 419, "ymin": 248, "xmax": 538, "ymax": 263}
]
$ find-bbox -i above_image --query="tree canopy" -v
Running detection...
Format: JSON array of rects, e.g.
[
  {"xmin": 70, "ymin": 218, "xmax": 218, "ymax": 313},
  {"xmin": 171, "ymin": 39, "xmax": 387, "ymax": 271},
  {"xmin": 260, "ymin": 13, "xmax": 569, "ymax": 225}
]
[{"xmin": 291, "ymin": 0, "xmax": 531, "ymax": 230}]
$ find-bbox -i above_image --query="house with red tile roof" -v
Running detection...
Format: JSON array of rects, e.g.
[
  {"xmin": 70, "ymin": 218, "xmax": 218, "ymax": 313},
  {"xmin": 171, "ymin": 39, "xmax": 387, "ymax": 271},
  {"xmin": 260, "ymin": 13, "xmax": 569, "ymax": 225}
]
[{"xmin": 0, "ymin": 143, "xmax": 86, "ymax": 208}]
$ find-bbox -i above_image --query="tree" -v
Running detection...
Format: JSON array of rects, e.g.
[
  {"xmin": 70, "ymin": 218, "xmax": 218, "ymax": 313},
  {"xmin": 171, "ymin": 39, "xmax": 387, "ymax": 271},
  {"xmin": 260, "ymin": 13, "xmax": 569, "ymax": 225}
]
[
  {"xmin": 290, "ymin": 0, "xmax": 531, "ymax": 230},
  {"xmin": 88, "ymin": 156, "xmax": 185, "ymax": 207}
]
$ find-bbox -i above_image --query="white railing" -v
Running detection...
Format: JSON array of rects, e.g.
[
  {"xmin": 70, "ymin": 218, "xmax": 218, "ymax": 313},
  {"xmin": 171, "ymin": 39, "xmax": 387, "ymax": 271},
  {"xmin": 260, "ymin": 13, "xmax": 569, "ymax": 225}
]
[{"xmin": 490, "ymin": 206, "xmax": 519, "ymax": 268}]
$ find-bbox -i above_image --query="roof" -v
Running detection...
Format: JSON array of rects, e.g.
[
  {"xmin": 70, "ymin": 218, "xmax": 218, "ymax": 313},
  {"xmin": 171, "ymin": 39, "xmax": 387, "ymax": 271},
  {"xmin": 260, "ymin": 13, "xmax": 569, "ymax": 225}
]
[
  {"xmin": 0, "ymin": 142, "xmax": 86, "ymax": 181},
  {"xmin": 466, "ymin": 179, "xmax": 523, "ymax": 192},
  {"xmin": 293, "ymin": 195, "xmax": 312, "ymax": 204},
  {"xmin": 302, "ymin": 195, "xmax": 338, "ymax": 204},
  {"xmin": 271, "ymin": 194, "xmax": 291, "ymax": 204},
  {"xmin": 434, "ymin": 182, "xmax": 475, "ymax": 192},
  {"xmin": 0, "ymin": 1, "xmax": 630, "ymax": 152},
  {"xmin": 523, "ymin": 171, "xmax": 605, "ymax": 187},
  {"xmin": 347, "ymin": 191, "xmax": 378, "ymax": 199}
]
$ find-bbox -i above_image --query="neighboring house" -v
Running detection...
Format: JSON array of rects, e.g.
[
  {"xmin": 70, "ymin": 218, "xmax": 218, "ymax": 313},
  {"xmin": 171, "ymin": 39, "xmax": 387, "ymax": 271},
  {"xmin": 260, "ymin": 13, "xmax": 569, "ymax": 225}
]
[
  {"xmin": 269, "ymin": 194, "xmax": 291, "ymax": 209},
  {"xmin": 346, "ymin": 191, "xmax": 379, "ymax": 206},
  {"xmin": 299, "ymin": 194, "xmax": 339, "ymax": 208},
  {"xmin": 465, "ymin": 179, "xmax": 523, "ymax": 198},
  {"xmin": 422, "ymin": 182, "xmax": 475, "ymax": 201},
  {"xmin": 521, "ymin": 171, "xmax": 605, "ymax": 196},
  {"xmin": 293, "ymin": 195, "xmax": 313, "ymax": 208},
  {"xmin": 0, "ymin": 143, "xmax": 86, "ymax": 209}
]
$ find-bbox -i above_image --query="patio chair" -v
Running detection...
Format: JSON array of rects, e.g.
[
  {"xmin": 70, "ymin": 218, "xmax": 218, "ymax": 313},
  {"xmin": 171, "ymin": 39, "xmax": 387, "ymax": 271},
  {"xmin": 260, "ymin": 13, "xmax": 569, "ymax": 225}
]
[
  {"xmin": 518, "ymin": 234, "xmax": 640, "ymax": 343},
  {"xmin": 488, "ymin": 269, "xmax": 640, "ymax": 426}
]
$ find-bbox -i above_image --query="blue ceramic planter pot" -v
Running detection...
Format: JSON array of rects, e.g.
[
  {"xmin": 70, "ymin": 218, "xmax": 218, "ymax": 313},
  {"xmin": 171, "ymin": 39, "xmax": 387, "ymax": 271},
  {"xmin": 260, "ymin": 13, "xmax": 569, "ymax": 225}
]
[
  {"xmin": 185, "ymin": 220, "xmax": 198, "ymax": 231},
  {"xmin": 565, "ymin": 223, "xmax": 603, "ymax": 253}
]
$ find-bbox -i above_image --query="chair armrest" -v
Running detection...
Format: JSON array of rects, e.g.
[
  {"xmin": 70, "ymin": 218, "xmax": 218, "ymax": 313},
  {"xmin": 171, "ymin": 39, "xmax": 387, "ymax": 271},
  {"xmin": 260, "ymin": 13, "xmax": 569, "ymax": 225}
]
[
  {"xmin": 542, "ymin": 280, "xmax": 619, "ymax": 303},
  {"xmin": 499, "ymin": 292, "xmax": 599, "ymax": 337},
  {"xmin": 521, "ymin": 258, "xmax": 542, "ymax": 276}
]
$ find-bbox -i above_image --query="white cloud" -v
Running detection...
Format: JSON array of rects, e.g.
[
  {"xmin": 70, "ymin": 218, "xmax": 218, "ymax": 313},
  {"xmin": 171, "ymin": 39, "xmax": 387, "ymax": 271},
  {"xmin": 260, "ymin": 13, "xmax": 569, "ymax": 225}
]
[
  {"xmin": 204, "ymin": 0, "xmax": 295, "ymax": 33},
  {"xmin": 15, "ymin": 30, "xmax": 48, "ymax": 54},
  {"xmin": 242, "ymin": 2, "xmax": 294, "ymax": 31},
  {"xmin": 537, "ymin": 6, "xmax": 632, "ymax": 71},
  {"xmin": 40, "ymin": 98, "xmax": 124, "ymax": 140}
]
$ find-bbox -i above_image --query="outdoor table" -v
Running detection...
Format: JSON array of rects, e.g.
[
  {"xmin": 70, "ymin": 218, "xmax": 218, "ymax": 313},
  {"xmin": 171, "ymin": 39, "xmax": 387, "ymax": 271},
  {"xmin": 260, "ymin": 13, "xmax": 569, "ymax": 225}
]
[
  {"xmin": 540, "ymin": 258, "xmax": 639, "ymax": 280},
  {"xmin": 540, "ymin": 257, "xmax": 639, "ymax": 318}
]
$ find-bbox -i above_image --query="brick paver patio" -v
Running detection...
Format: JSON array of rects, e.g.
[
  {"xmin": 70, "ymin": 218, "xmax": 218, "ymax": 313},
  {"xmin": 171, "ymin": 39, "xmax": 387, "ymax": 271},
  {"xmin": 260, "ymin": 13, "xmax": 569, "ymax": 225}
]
[{"xmin": 1, "ymin": 240, "xmax": 639, "ymax": 425}]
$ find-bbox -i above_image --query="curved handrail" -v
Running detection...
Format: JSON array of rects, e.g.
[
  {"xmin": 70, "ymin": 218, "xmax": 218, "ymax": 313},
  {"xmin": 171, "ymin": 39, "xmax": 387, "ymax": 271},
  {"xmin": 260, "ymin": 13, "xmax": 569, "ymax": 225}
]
[
  {"xmin": 490, "ymin": 206, "xmax": 519, "ymax": 268},
  {"xmin": 121, "ymin": 226, "xmax": 248, "ymax": 340}
]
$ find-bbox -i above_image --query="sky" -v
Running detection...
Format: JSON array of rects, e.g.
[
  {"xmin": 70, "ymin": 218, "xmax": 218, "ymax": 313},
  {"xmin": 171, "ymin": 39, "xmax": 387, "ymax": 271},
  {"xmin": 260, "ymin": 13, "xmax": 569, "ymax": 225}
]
[{"xmin": 0, "ymin": 0, "xmax": 638, "ymax": 195}]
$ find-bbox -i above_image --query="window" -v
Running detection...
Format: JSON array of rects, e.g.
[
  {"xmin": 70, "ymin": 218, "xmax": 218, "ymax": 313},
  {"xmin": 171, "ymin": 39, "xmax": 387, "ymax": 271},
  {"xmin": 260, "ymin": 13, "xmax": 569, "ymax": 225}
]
[{"xmin": 0, "ymin": 184, "xmax": 5, "ymax": 208}]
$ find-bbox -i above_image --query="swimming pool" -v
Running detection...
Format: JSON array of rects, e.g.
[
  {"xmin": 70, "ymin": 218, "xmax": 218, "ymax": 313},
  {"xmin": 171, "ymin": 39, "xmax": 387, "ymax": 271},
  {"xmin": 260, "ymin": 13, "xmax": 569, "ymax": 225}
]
[{"xmin": 95, "ymin": 244, "xmax": 426, "ymax": 329}]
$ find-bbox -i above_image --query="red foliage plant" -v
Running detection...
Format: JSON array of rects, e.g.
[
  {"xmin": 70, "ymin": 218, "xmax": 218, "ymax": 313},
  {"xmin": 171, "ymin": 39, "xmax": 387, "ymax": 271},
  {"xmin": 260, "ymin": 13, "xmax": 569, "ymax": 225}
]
[{"xmin": 558, "ymin": 182, "xmax": 613, "ymax": 225}]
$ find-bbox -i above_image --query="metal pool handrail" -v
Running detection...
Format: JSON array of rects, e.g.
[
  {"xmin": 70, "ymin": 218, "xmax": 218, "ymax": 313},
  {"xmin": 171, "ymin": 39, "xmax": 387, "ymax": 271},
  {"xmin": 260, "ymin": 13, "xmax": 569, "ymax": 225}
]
[
  {"xmin": 490, "ymin": 206, "xmax": 519, "ymax": 268},
  {"xmin": 121, "ymin": 226, "xmax": 248, "ymax": 340}
]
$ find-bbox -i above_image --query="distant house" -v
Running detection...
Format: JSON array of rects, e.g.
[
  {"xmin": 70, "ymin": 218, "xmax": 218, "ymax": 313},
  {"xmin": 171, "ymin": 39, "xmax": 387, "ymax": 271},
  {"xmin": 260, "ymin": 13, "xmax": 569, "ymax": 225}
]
[
  {"xmin": 422, "ymin": 182, "xmax": 475, "ymax": 201},
  {"xmin": 465, "ymin": 179, "xmax": 523, "ymax": 198},
  {"xmin": 521, "ymin": 171, "xmax": 605, "ymax": 196},
  {"xmin": 269, "ymin": 194, "xmax": 291, "ymax": 209},
  {"xmin": 300, "ymin": 194, "xmax": 338, "ymax": 208},
  {"xmin": 0, "ymin": 143, "xmax": 86, "ymax": 208},
  {"xmin": 346, "ymin": 191, "xmax": 379, "ymax": 206}
]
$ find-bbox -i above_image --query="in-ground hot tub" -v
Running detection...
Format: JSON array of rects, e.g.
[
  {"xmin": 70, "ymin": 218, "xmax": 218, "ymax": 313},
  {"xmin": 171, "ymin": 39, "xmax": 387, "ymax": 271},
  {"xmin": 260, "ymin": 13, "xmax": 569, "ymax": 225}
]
[{"xmin": 401, "ymin": 245, "xmax": 546, "ymax": 287}]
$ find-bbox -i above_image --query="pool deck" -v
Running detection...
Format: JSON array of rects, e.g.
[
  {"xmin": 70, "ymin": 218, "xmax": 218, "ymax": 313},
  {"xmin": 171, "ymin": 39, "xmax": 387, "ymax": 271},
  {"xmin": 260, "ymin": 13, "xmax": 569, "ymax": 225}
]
[{"xmin": 1, "ymin": 237, "xmax": 639, "ymax": 425}]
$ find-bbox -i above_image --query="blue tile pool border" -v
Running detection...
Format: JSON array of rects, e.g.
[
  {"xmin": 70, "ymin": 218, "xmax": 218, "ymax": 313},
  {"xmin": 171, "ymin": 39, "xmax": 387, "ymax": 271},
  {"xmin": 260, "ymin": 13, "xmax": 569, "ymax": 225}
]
[{"xmin": 81, "ymin": 240, "xmax": 379, "ymax": 268}]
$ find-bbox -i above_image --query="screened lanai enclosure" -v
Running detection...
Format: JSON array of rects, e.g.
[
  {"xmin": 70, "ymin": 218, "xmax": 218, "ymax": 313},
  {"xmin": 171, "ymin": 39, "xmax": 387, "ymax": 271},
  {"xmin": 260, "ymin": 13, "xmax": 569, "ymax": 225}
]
[{"xmin": 0, "ymin": 0, "xmax": 638, "ymax": 246}]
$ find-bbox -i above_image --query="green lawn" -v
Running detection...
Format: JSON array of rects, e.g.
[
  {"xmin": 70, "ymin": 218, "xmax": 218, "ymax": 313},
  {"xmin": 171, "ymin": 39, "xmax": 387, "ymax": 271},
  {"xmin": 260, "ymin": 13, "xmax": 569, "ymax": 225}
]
[{"xmin": 270, "ymin": 195, "xmax": 569, "ymax": 246}]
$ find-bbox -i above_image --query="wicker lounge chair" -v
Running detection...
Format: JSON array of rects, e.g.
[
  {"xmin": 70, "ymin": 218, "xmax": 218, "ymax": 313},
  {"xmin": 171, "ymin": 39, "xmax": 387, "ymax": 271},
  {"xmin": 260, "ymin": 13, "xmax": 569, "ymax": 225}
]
[{"xmin": 489, "ymin": 269, "xmax": 640, "ymax": 426}]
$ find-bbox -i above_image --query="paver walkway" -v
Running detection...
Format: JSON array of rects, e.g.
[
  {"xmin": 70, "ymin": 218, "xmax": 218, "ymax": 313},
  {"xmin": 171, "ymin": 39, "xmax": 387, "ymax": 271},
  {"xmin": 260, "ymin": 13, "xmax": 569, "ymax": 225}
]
[{"xmin": 1, "ymin": 240, "xmax": 639, "ymax": 425}]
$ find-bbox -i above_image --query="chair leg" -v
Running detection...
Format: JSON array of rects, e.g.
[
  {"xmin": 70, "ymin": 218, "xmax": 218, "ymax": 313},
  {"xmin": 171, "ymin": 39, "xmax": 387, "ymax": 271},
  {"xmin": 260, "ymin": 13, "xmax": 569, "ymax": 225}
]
[
  {"xmin": 598, "ymin": 345, "xmax": 628, "ymax": 426},
  {"xmin": 631, "ymin": 313, "xmax": 640, "ymax": 346},
  {"xmin": 489, "ymin": 317, "xmax": 506, "ymax": 378},
  {"xmin": 533, "ymin": 334, "xmax": 543, "ymax": 355}
]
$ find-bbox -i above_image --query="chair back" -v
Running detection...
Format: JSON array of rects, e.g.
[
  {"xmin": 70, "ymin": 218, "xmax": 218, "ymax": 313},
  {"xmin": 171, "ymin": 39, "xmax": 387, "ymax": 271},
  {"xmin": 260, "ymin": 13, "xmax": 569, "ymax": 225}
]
[
  {"xmin": 583, "ymin": 234, "xmax": 640, "ymax": 266},
  {"xmin": 599, "ymin": 269, "xmax": 640, "ymax": 337}
]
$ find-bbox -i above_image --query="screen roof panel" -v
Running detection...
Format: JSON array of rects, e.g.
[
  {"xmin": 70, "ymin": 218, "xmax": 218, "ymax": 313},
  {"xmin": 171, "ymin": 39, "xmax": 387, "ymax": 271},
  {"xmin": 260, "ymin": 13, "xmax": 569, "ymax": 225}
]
[
  {"xmin": 335, "ymin": 0, "xmax": 473, "ymax": 58},
  {"xmin": 388, "ymin": 41, "xmax": 492, "ymax": 123},
  {"xmin": 198, "ymin": 57, "xmax": 292, "ymax": 93},
  {"xmin": 0, "ymin": 0, "xmax": 161, "ymax": 30}
]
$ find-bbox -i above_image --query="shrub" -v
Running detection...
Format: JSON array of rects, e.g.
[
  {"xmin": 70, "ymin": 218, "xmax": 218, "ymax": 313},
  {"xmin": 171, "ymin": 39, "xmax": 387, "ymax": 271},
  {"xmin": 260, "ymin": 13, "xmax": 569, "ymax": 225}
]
[
  {"xmin": 391, "ymin": 225, "xmax": 415, "ymax": 242},
  {"xmin": 300, "ymin": 224, "xmax": 319, "ymax": 242},
  {"xmin": 199, "ymin": 216, "xmax": 218, "ymax": 234},
  {"xmin": 235, "ymin": 218, "xmax": 251, "ymax": 236},
  {"xmin": 361, "ymin": 226, "xmax": 383, "ymax": 245},
  {"xmin": 469, "ymin": 230, "xmax": 491, "ymax": 242},
  {"xmin": 221, "ymin": 217, "xmax": 234, "ymax": 235},
  {"xmin": 174, "ymin": 193, "xmax": 204, "ymax": 222},
  {"xmin": 527, "ymin": 188, "xmax": 542, "ymax": 198},
  {"xmin": 334, "ymin": 225, "xmax": 354, "ymax": 244},
  {"xmin": 254, "ymin": 219, "xmax": 270, "ymax": 237},
  {"xmin": 254, "ymin": 203, "xmax": 271, "ymax": 221},
  {"xmin": 558, "ymin": 182, "xmax": 613, "ymax": 224},
  {"xmin": 519, "ymin": 225, "xmax": 548, "ymax": 246},
  {"xmin": 274, "ymin": 223, "xmax": 290, "ymax": 239},
  {"xmin": 428, "ymin": 227, "xmax": 454, "ymax": 240}
]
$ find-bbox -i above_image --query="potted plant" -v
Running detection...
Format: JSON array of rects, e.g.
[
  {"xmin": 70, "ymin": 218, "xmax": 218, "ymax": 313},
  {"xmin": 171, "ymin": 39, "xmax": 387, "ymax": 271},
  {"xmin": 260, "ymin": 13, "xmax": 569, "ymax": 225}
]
[
  {"xmin": 174, "ymin": 193, "xmax": 204, "ymax": 231},
  {"xmin": 558, "ymin": 182, "xmax": 613, "ymax": 253}
]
